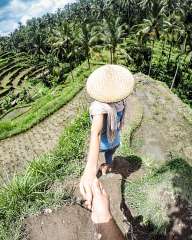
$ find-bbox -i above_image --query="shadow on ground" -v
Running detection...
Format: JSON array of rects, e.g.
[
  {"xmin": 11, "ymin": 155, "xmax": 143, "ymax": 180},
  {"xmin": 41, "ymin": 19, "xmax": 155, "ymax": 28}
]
[{"xmin": 111, "ymin": 156, "xmax": 192, "ymax": 240}]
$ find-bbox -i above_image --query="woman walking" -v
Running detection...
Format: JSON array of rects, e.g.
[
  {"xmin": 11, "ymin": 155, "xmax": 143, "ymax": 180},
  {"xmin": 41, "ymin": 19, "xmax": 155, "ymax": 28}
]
[{"xmin": 80, "ymin": 64, "xmax": 135, "ymax": 209}]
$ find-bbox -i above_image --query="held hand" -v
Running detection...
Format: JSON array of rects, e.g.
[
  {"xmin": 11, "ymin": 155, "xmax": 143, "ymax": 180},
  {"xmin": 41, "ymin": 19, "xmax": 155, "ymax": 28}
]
[
  {"xmin": 91, "ymin": 179, "xmax": 112, "ymax": 224},
  {"xmin": 79, "ymin": 170, "xmax": 96, "ymax": 210}
]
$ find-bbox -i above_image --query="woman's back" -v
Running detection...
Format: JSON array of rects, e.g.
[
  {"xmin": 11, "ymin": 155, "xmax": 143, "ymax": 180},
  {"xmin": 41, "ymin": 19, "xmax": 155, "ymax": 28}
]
[
  {"xmin": 90, "ymin": 100, "xmax": 125, "ymax": 151},
  {"xmin": 100, "ymin": 108, "xmax": 124, "ymax": 151}
]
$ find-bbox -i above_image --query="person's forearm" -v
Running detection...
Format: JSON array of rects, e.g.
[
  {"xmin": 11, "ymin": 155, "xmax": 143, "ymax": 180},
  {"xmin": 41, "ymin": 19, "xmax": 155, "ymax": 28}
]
[
  {"xmin": 85, "ymin": 132, "xmax": 100, "ymax": 173},
  {"xmin": 95, "ymin": 218, "xmax": 125, "ymax": 240}
]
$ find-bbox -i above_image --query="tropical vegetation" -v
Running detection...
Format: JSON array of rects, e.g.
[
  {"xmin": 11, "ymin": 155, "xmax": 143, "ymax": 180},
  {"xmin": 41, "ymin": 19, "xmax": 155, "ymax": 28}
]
[{"xmin": 0, "ymin": 0, "xmax": 192, "ymax": 125}]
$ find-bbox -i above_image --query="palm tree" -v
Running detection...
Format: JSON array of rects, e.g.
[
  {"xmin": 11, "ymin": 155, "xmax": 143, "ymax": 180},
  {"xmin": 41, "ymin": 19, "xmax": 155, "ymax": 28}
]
[
  {"xmin": 49, "ymin": 22, "xmax": 71, "ymax": 59},
  {"xmin": 178, "ymin": 6, "xmax": 192, "ymax": 53},
  {"xmin": 90, "ymin": 0, "xmax": 108, "ymax": 20},
  {"xmin": 0, "ymin": 37, "xmax": 9, "ymax": 53},
  {"xmin": 99, "ymin": 17, "xmax": 127, "ymax": 64},
  {"xmin": 170, "ymin": 53, "xmax": 181, "ymax": 90},
  {"xmin": 134, "ymin": 17, "xmax": 161, "ymax": 75},
  {"xmin": 119, "ymin": 0, "xmax": 138, "ymax": 25},
  {"xmin": 166, "ymin": 0, "xmax": 179, "ymax": 16},
  {"xmin": 163, "ymin": 8, "xmax": 192, "ymax": 90},
  {"xmin": 163, "ymin": 13, "xmax": 181, "ymax": 67},
  {"xmin": 27, "ymin": 20, "xmax": 47, "ymax": 59},
  {"xmin": 49, "ymin": 21, "xmax": 76, "ymax": 80},
  {"xmin": 77, "ymin": 23, "xmax": 98, "ymax": 68},
  {"xmin": 139, "ymin": 0, "xmax": 166, "ymax": 39},
  {"xmin": 134, "ymin": 0, "xmax": 166, "ymax": 75}
]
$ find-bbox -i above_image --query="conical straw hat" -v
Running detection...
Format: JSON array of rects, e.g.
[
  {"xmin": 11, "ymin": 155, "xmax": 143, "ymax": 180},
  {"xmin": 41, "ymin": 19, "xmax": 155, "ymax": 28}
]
[{"xmin": 86, "ymin": 64, "xmax": 135, "ymax": 103}]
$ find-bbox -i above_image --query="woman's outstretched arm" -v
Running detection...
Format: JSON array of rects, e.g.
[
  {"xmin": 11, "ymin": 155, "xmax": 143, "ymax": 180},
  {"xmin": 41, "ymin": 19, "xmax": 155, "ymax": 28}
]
[{"xmin": 80, "ymin": 114, "xmax": 103, "ymax": 209}]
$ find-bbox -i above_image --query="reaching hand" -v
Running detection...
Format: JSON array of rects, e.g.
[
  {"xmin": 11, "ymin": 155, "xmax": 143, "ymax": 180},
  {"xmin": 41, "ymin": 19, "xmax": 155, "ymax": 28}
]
[
  {"xmin": 91, "ymin": 178, "xmax": 112, "ymax": 224},
  {"xmin": 80, "ymin": 171, "xmax": 96, "ymax": 210}
]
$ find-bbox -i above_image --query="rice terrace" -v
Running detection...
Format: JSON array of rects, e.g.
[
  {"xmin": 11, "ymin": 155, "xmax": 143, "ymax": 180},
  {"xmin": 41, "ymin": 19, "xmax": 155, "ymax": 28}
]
[{"xmin": 0, "ymin": 0, "xmax": 192, "ymax": 239}]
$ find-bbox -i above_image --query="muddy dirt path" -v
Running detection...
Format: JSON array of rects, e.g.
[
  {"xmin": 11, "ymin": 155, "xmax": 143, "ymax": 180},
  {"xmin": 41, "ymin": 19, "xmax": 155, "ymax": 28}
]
[{"xmin": 0, "ymin": 89, "xmax": 90, "ymax": 177}]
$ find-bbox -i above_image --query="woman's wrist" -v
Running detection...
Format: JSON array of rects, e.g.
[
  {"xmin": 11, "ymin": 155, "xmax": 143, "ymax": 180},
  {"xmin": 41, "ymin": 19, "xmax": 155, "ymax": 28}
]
[
  {"xmin": 84, "ymin": 162, "xmax": 97, "ymax": 175},
  {"xmin": 92, "ymin": 212, "xmax": 112, "ymax": 224},
  {"xmin": 84, "ymin": 166, "xmax": 97, "ymax": 176}
]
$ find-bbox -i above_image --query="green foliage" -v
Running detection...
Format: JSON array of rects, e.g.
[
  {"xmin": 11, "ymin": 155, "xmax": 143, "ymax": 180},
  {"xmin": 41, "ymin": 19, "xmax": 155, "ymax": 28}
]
[
  {"xmin": 0, "ymin": 93, "xmax": 16, "ymax": 111},
  {"xmin": 0, "ymin": 88, "xmax": 33, "ymax": 113},
  {"xmin": 0, "ymin": 0, "xmax": 192, "ymax": 120},
  {"xmin": 98, "ymin": 17, "xmax": 127, "ymax": 64},
  {"xmin": 0, "ymin": 111, "xmax": 90, "ymax": 239},
  {"xmin": 121, "ymin": 37, "xmax": 192, "ymax": 106}
]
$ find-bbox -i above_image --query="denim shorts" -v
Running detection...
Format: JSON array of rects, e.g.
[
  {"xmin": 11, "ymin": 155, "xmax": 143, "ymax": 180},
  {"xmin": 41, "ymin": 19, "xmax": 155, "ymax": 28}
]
[{"xmin": 100, "ymin": 144, "xmax": 120, "ymax": 164}]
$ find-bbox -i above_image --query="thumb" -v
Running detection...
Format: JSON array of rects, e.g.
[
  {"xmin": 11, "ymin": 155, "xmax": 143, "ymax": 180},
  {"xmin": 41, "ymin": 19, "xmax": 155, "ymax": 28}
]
[
  {"xmin": 79, "ymin": 181, "xmax": 86, "ymax": 198},
  {"xmin": 85, "ymin": 184, "xmax": 93, "ymax": 209},
  {"xmin": 92, "ymin": 178, "xmax": 102, "ymax": 197}
]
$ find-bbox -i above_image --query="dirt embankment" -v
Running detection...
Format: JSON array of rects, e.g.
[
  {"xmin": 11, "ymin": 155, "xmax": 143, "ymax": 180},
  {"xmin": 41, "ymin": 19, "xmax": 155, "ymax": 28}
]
[{"xmin": 131, "ymin": 73, "xmax": 192, "ymax": 167}]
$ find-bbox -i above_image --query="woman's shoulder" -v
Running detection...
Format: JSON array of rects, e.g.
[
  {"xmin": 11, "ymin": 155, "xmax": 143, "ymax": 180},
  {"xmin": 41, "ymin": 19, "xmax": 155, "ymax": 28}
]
[
  {"xmin": 89, "ymin": 101, "xmax": 106, "ymax": 117},
  {"xmin": 113, "ymin": 100, "xmax": 125, "ymax": 112}
]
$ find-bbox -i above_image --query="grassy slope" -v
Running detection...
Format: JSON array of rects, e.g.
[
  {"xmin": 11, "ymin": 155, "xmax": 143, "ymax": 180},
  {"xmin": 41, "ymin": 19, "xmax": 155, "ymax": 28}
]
[
  {"xmin": 124, "ymin": 159, "xmax": 192, "ymax": 234},
  {"xmin": 0, "ymin": 111, "xmax": 90, "ymax": 240}
]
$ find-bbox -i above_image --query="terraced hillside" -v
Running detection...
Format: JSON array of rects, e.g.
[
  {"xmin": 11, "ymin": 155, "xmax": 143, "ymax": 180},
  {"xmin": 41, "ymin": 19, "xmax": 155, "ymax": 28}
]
[
  {"xmin": 0, "ymin": 54, "xmax": 105, "ymax": 141},
  {"xmin": 0, "ymin": 53, "xmax": 49, "ymax": 100},
  {"xmin": 0, "ymin": 89, "xmax": 89, "ymax": 178},
  {"xmin": 0, "ymin": 52, "xmax": 54, "ymax": 137}
]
